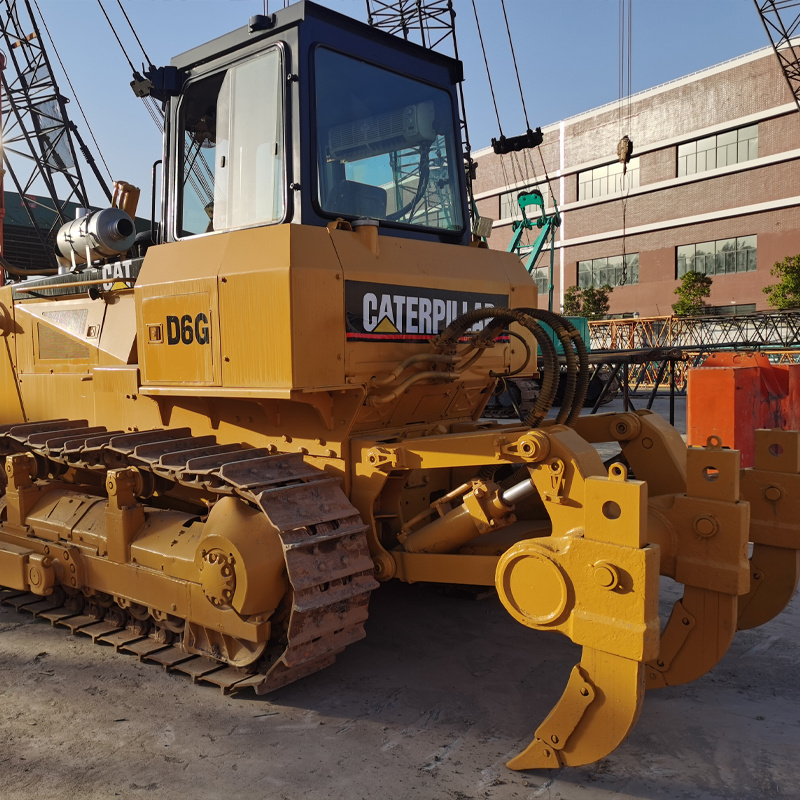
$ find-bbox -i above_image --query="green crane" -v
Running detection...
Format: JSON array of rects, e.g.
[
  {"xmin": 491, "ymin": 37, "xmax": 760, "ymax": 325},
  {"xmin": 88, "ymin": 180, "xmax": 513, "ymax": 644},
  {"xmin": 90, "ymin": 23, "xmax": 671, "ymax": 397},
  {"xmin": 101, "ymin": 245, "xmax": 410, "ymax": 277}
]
[{"xmin": 506, "ymin": 189, "xmax": 560, "ymax": 312}]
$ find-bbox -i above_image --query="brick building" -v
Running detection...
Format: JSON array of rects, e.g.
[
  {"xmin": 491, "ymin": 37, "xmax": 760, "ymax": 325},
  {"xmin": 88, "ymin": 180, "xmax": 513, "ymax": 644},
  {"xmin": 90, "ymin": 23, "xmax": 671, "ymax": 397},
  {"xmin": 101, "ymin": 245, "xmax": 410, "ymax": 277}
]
[{"xmin": 472, "ymin": 45, "xmax": 800, "ymax": 317}]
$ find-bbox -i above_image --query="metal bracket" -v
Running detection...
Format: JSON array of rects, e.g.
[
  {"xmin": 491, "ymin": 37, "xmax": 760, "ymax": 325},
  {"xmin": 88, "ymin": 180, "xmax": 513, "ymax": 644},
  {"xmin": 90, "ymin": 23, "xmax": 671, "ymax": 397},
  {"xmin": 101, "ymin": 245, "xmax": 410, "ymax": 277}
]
[
  {"xmin": 499, "ymin": 431, "xmax": 551, "ymax": 463},
  {"xmin": 365, "ymin": 446, "xmax": 405, "ymax": 471},
  {"xmin": 542, "ymin": 458, "xmax": 565, "ymax": 504}
]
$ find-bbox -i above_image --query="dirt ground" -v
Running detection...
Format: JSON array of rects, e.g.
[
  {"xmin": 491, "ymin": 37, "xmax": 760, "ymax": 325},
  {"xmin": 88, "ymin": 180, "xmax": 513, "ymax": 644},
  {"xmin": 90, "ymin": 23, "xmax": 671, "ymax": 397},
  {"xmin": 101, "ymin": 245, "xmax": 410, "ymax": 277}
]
[{"xmin": 1, "ymin": 396, "xmax": 798, "ymax": 800}]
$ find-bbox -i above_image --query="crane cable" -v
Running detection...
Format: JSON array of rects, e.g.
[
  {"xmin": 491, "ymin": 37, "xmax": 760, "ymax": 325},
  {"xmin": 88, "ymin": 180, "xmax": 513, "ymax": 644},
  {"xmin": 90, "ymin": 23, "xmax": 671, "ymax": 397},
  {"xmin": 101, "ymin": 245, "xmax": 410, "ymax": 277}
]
[
  {"xmin": 618, "ymin": 0, "xmax": 632, "ymax": 286},
  {"xmin": 498, "ymin": 0, "xmax": 558, "ymax": 266},
  {"xmin": 94, "ymin": 0, "xmax": 213, "ymax": 206},
  {"xmin": 115, "ymin": 0, "xmax": 221, "ymax": 211},
  {"xmin": 499, "ymin": 0, "xmax": 557, "ymax": 225},
  {"xmin": 469, "ymin": 0, "xmax": 523, "ymax": 230},
  {"xmin": 95, "ymin": 0, "xmax": 135, "ymax": 72},
  {"xmin": 500, "ymin": 0, "xmax": 529, "ymax": 131},
  {"xmin": 95, "ymin": 0, "xmax": 163, "ymax": 133},
  {"xmin": 31, "ymin": 0, "xmax": 114, "ymax": 185},
  {"xmin": 115, "ymin": 0, "xmax": 154, "ymax": 68}
]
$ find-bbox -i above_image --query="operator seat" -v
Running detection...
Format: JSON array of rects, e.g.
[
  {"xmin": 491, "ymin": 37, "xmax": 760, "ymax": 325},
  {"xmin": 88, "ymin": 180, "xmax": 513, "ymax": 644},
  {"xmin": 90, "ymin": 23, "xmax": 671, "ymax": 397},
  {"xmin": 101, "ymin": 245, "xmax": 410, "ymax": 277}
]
[{"xmin": 326, "ymin": 179, "xmax": 387, "ymax": 219}]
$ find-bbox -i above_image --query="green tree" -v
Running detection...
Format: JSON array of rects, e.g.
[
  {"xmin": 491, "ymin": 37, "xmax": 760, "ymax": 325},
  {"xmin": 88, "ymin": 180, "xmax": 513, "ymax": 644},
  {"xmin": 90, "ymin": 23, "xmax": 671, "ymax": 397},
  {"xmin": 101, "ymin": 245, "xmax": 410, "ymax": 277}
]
[
  {"xmin": 562, "ymin": 285, "xmax": 582, "ymax": 316},
  {"xmin": 561, "ymin": 284, "xmax": 613, "ymax": 320},
  {"xmin": 672, "ymin": 270, "xmax": 712, "ymax": 316},
  {"xmin": 763, "ymin": 254, "xmax": 800, "ymax": 310},
  {"xmin": 582, "ymin": 285, "xmax": 613, "ymax": 320}
]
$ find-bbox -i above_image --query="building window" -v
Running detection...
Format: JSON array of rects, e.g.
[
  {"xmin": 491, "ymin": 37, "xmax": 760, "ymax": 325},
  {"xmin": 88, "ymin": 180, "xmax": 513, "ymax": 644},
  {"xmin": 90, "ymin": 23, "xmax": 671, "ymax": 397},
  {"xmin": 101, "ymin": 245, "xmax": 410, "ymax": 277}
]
[
  {"xmin": 531, "ymin": 265, "xmax": 549, "ymax": 297},
  {"xmin": 518, "ymin": 246, "xmax": 551, "ymax": 297},
  {"xmin": 499, "ymin": 184, "xmax": 552, "ymax": 220},
  {"xmin": 677, "ymin": 124, "xmax": 757, "ymax": 177},
  {"xmin": 577, "ymin": 253, "xmax": 639, "ymax": 287},
  {"xmin": 704, "ymin": 303, "xmax": 756, "ymax": 317},
  {"xmin": 676, "ymin": 235, "xmax": 756, "ymax": 278},
  {"xmin": 577, "ymin": 159, "xmax": 639, "ymax": 201}
]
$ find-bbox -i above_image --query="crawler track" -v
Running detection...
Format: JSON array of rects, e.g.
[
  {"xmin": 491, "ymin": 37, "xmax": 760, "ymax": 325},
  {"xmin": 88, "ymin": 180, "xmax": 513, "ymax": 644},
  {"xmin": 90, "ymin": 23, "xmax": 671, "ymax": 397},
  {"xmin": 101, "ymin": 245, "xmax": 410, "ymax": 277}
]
[{"xmin": 0, "ymin": 420, "xmax": 378, "ymax": 695}]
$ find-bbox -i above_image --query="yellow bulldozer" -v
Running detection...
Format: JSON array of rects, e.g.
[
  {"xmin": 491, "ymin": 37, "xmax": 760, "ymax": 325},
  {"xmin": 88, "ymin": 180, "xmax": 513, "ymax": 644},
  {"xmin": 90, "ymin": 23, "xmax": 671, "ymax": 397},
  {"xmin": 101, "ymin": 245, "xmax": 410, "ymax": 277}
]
[{"xmin": 0, "ymin": 1, "xmax": 797, "ymax": 770}]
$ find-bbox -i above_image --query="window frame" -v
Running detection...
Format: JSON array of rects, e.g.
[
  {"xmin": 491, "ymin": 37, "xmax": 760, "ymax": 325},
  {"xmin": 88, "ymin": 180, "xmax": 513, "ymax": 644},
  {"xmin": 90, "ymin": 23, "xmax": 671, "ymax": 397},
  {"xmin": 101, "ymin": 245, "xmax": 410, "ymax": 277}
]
[
  {"xmin": 677, "ymin": 124, "xmax": 758, "ymax": 178},
  {"xmin": 310, "ymin": 44, "xmax": 466, "ymax": 236},
  {"xmin": 675, "ymin": 235, "xmax": 757, "ymax": 278},
  {"xmin": 577, "ymin": 158, "xmax": 640, "ymax": 202},
  {"xmin": 169, "ymin": 42, "xmax": 289, "ymax": 242},
  {"xmin": 577, "ymin": 252, "xmax": 639, "ymax": 287}
]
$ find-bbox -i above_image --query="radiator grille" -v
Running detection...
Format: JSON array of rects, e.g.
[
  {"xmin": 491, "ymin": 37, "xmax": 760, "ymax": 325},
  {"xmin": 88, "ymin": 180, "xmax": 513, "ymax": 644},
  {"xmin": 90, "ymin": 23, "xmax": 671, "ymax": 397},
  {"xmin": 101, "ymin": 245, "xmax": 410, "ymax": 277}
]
[{"xmin": 38, "ymin": 323, "xmax": 90, "ymax": 360}]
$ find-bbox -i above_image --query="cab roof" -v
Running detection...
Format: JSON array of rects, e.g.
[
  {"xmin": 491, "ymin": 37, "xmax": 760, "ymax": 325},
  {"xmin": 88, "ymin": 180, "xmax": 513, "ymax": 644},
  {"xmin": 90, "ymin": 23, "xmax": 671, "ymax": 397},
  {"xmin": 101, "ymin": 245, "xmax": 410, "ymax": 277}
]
[{"xmin": 170, "ymin": 0, "xmax": 463, "ymax": 84}]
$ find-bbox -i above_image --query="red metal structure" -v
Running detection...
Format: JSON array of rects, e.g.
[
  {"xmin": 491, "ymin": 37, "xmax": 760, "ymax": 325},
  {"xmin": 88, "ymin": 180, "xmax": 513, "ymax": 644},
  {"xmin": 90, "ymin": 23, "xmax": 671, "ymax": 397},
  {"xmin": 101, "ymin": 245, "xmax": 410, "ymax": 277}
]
[{"xmin": 687, "ymin": 352, "xmax": 800, "ymax": 466}]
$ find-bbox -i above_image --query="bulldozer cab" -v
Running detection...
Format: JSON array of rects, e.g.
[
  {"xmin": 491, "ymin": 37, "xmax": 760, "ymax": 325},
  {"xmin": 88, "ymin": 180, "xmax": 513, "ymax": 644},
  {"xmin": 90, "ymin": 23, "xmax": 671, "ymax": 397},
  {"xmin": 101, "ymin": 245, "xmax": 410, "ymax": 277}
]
[{"xmin": 161, "ymin": 1, "xmax": 468, "ymax": 245}]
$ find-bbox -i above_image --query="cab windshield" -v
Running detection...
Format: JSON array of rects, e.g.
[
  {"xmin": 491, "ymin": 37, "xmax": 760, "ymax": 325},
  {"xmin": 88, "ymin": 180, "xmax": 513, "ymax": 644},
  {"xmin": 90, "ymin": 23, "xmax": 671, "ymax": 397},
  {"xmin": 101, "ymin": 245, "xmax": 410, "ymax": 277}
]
[{"xmin": 315, "ymin": 47, "xmax": 464, "ymax": 232}]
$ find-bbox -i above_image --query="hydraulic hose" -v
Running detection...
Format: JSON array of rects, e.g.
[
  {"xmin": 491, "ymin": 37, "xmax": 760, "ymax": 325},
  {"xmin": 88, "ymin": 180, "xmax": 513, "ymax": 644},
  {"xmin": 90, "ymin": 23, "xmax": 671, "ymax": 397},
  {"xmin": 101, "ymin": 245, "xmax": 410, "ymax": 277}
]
[
  {"xmin": 517, "ymin": 308, "xmax": 590, "ymax": 426},
  {"xmin": 492, "ymin": 329, "xmax": 531, "ymax": 378},
  {"xmin": 432, "ymin": 306, "xmax": 560, "ymax": 429},
  {"xmin": 1, "ymin": 253, "xmax": 58, "ymax": 277},
  {"xmin": 568, "ymin": 322, "xmax": 591, "ymax": 425},
  {"xmin": 370, "ymin": 352, "xmax": 459, "ymax": 387}
]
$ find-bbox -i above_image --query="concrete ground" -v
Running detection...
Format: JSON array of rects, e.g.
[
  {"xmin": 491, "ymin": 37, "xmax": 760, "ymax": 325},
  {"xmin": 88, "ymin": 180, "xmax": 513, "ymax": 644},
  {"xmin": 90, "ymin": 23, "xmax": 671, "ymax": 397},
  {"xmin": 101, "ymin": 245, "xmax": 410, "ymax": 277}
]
[{"xmin": 1, "ymin": 394, "xmax": 798, "ymax": 800}]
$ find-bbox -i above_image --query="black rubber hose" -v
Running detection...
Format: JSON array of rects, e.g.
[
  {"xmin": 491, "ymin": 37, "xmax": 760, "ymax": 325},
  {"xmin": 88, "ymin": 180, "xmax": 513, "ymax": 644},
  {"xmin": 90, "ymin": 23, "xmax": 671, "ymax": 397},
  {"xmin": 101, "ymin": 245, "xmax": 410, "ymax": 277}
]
[
  {"xmin": 432, "ymin": 306, "xmax": 560, "ymax": 429},
  {"xmin": 515, "ymin": 308, "xmax": 578, "ymax": 425},
  {"xmin": 477, "ymin": 308, "xmax": 587, "ymax": 428},
  {"xmin": 516, "ymin": 308, "xmax": 590, "ymax": 426},
  {"xmin": 567, "ymin": 322, "xmax": 591, "ymax": 425},
  {"xmin": 537, "ymin": 311, "xmax": 590, "ymax": 425},
  {"xmin": 1, "ymin": 253, "xmax": 58, "ymax": 277}
]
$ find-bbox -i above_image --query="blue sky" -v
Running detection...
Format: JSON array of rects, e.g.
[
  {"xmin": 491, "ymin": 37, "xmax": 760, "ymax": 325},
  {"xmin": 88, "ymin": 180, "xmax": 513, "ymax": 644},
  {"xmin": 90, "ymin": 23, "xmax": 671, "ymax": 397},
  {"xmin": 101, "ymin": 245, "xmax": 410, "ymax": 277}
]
[{"xmin": 19, "ymin": 0, "xmax": 770, "ymax": 211}]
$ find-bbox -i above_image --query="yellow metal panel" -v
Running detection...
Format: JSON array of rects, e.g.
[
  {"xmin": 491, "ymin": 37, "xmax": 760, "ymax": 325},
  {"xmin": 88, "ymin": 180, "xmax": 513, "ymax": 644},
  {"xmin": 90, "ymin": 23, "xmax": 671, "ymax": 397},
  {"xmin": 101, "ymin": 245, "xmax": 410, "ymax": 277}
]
[
  {"xmin": 140, "ymin": 385, "xmax": 293, "ymax": 399},
  {"xmin": 289, "ymin": 226, "xmax": 344, "ymax": 388},
  {"xmin": 392, "ymin": 551, "xmax": 498, "ymax": 585},
  {"xmin": 0, "ymin": 288, "xmax": 24, "ymax": 425},
  {"xmin": 135, "ymin": 234, "xmax": 227, "ymax": 286},
  {"xmin": 92, "ymin": 366, "xmax": 140, "ymax": 430},
  {"xmin": 93, "ymin": 365, "xmax": 140, "ymax": 395},
  {"xmin": 332, "ymin": 227, "xmax": 536, "ymax": 385},
  {"xmin": 16, "ymin": 373, "xmax": 97, "ymax": 423},
  {"xmin": 217, "ymin": 225, "xmax": 292, "ymax": 388},
  {"xmin": 11, "ymin": 301, "xmax": 34, "ymax": 377},
  {"xmin": 135, "ymin": 226, "xmax": 344, "ymax": 391},
  {"xmin": 140, "ymin": 289, "xmax": 218, "ymax": 384},
  {"xmin": 0, "ymin": 540, "xmax": 32, "ymax": 591},
  {"xmin": 97, "ymin": 292, "xmax": 138, "ymax": 365},
  {"xmin": 129, "ymin": 509, "xmax": 203, "ymax": 581},
  {"xmin": 217, "ymin": 225, "xmax": 344, "ymax": 389},
  {"xmin": 12, "ymin": 296, "xmax": 134, "ymax": 372},
  {"xmin": 219, "ymin": 268, "xmax": 293, "ymax": 387},
  {"xmin": 13, "ymin": 299, "xmax": 102, "ymax": 373},
  {"xmin": 135, "ymin": 234, "xmax": 225, "ymax": 386}
]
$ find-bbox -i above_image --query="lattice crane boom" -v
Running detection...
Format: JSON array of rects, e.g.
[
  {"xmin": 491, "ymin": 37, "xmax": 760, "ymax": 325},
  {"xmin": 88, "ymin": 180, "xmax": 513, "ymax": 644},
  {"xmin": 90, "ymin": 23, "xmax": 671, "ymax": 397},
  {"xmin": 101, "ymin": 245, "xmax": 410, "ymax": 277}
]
[
  {"xmin": 0, "ymin": 0, "xmax": 112, "ymax": 273},
  {"xmin": 365, "ymin": 0, "xmax": 477, "ymax": 220},
  {"xmin": 753, "ymin": 0, "xmax": 800, "ymax": 111}
]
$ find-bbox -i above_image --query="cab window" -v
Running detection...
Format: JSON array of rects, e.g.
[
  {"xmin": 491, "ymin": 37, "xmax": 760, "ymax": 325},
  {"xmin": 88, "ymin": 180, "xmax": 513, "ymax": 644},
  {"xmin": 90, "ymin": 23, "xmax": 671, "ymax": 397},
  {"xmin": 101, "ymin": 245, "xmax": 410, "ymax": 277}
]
[
  {"xmin": 177, "ymin": 47, "xmax": 285, "ymax": 236},
  {"xmin": 315, "ymin": 47, "xmax": 464, "ymax": 232}
]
